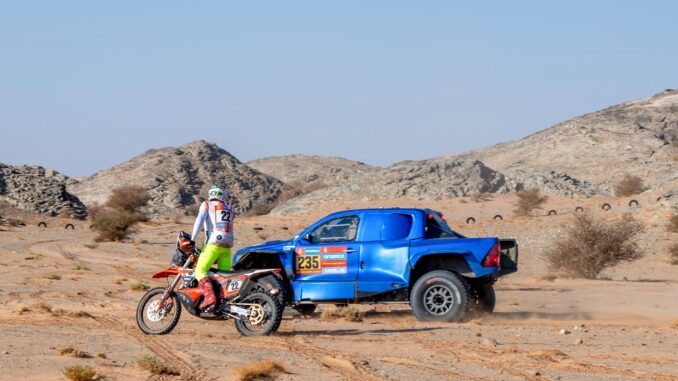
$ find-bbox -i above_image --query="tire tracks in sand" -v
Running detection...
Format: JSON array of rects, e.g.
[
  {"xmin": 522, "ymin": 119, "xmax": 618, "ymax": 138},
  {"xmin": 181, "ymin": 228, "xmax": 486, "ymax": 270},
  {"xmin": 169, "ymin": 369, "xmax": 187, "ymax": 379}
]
[{"xmin": 93, "ymin": 315, "xmax": 209, "ymax": 381}]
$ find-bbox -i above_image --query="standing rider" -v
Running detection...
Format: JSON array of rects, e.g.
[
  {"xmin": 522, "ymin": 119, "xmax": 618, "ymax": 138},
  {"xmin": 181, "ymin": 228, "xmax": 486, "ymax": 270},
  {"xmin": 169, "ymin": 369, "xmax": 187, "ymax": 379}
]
[{"xmin": 191, "ymin": 185, "xmax": 235, "ymax": 311}]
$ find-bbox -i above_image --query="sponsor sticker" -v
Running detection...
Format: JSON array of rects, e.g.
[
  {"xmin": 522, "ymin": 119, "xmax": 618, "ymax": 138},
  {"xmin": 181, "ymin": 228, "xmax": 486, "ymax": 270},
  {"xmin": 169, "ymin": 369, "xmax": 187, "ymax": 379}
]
[{"xmin": 295, "ymin": 246, "xmax": 349, "ymax": 274}]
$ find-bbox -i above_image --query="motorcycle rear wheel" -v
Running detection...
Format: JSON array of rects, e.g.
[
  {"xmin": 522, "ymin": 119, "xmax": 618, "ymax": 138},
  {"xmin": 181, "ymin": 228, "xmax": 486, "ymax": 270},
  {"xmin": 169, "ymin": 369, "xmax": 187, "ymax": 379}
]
[
  {"xmin": 136, "ymin": 287, "xmax": 182, "ymax": 335},
  {"xmin": 234, "ymin": 292, "xmax": 282, "ymax": 337}
]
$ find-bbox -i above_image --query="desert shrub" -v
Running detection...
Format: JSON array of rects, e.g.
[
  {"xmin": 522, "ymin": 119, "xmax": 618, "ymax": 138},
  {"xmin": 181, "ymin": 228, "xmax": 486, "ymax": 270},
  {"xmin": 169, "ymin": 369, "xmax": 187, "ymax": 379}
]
[
  {"xmin": 59, "ymin": 347, "xmax": 92, "ymax": 358},
  {"xmin": 614, "ymin": 174, "xmax": 645, "ymax": 197},
  {"xmin": 91, "ymin": 209, "xmax": 145, "ymax": 242},
  {"xmin": 669, "ymin": 243, "xmax": 678, "ymax": 265},
  {"xmin": 130, "ymin": 283, "xmax": 150, "ymax": 291},
  {"xmin": 137, "ymin": 355, "xmax": 180, "ymax": 375},
  {"xmin": 45, "ymin": 274, "xmax": 62, "ymax": 280},
  {"xmin": 86, "ymin": 204, "xmax": 104, "ymax": 221},
  {"xmin": 62, "ymin": 365, "xmax": 101, "ymax": 381},
  {"xmin": 513, "ymin": 189, "xmax": 548, "ymax": 216},
  {"xmin": 235, "ymin": 360, "xmax": 287, "ymax": 381},
  {"xmin": 669, "ymin": 213, "xmax": 678, "ymax": 233},
  {"xmin": 105, "ymin": 185, "xmax": 150, "ymax": 213},
  {"xmin": 545, "ymin": 213, "xmax": 644, "ymax": 278},
  {"xmin": 320, "ymin": 306, "xmax": 363, "ymax": 322}
]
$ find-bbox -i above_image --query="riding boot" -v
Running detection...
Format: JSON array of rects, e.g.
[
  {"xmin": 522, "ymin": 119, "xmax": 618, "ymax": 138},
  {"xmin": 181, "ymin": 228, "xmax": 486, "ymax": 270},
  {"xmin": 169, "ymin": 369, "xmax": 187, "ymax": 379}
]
[{"xmin": 198, "ymin": 278, "xmax": 216, "ymax": 311}]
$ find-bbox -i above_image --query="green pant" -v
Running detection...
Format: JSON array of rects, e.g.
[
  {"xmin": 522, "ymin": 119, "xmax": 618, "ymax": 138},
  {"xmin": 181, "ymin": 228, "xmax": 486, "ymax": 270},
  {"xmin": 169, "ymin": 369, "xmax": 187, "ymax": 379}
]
[{"xmin": 195, "ymin": 243, "xmax": 232, "ymax": 280}]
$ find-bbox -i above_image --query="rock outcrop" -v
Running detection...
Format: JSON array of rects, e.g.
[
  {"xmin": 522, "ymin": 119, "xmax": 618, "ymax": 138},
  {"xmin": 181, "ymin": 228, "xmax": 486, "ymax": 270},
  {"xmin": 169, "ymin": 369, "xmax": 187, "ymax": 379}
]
[
  {"xmin": 68, "ymin": 140, "xmax": 284, "ymax": 216},
  {"xmin": 0, "ymin": 164, "xmax": 87, "ymax": 218}
]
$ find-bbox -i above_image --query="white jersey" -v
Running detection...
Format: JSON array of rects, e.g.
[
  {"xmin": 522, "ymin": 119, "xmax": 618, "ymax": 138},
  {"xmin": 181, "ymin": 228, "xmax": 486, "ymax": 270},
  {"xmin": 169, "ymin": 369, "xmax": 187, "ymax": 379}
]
[{"xmin": 191, "ymin": 200, "xmax": 234, "ymax": 248}]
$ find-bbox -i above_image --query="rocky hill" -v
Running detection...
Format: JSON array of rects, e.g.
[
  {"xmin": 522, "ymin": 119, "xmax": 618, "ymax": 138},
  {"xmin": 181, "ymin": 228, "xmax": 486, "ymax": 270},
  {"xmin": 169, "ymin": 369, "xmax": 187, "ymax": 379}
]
[
  {"xmin": 271, "ymin": 90, "xmax": 676, "ymax": 215},
  {"xmin": 455, "ymin": 89, "xmax": 678, "ymax": 192},
  {"xmin": 0, "ymin": 164, "xmax": 87, "ymax": 218},
  {"xmin": 247, "ymin": 155, "xmax": 379, "ymax": 191},
  {"xmin": 68, "ymin": 140, "xmax": 284, "ymax": 215}
]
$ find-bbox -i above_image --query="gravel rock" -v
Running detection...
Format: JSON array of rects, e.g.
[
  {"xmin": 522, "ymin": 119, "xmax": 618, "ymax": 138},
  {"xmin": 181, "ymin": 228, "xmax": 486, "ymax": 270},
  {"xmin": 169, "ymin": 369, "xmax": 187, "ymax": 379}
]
[
  {"xmin": 0, "ymin": 164, "xmax": 87, "ymax": 219},
  {"xmin": 559, "ymin": 329, "xmax": 571, "ymax": 335}
]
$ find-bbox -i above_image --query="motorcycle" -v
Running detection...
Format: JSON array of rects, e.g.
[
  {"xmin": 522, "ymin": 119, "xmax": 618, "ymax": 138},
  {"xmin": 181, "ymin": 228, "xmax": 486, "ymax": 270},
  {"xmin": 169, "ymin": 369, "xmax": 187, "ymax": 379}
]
[{"xmin": 136, "ymin": 232, "xmax": 284, "ymax": 336}]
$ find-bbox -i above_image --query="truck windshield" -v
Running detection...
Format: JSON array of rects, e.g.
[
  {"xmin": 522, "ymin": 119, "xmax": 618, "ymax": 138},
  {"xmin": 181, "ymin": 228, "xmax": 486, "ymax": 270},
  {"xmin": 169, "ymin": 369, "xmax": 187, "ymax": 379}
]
[{"xmin": 424, "ymin": 209, "xmax": 464, "ymax": 239}]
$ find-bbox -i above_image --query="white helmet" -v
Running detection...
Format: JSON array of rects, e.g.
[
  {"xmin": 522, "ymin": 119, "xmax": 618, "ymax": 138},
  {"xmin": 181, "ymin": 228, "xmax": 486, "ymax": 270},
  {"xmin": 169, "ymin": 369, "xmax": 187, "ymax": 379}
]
[{"xmin": 208, "ymin": 185, "xmax": 230, "ymax": 203}]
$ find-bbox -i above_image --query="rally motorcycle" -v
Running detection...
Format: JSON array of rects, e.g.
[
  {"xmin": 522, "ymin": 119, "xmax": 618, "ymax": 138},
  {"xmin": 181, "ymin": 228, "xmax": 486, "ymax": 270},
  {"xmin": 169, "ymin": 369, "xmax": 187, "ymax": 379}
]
[{"xmin": 136, "ymin": 232, "xmax": 284, "ymax": 336}]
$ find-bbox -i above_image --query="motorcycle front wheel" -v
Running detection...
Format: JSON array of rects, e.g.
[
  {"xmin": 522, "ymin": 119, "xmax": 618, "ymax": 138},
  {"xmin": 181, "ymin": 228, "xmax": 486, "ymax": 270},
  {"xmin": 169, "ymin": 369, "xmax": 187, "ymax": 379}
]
[
  {"xmin": 136, "ymin": 287, "xmax": 182, "ymax": 335},
  {"xmin": 234, "ymin": 292, "xmax": 283, "ymax": 337}
]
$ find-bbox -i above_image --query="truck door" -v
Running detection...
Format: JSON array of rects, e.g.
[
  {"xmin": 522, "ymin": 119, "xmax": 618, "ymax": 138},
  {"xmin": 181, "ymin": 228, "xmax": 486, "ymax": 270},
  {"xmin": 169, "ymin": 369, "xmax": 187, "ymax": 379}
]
[
  {"xmin": 293, "ymin": 214, "xmax": 361, "ymax": 301},
  {"xmin": 357, "ymin": 212, "xmax": 413, "ymax": 300}
]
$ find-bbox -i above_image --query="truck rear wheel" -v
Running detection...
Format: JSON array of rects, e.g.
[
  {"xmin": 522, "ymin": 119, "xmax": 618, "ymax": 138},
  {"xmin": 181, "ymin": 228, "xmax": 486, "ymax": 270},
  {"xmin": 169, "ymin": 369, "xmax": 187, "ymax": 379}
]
[{"xmin": 410, "ymin": 270, "xmax": 469, "ymax": 322}]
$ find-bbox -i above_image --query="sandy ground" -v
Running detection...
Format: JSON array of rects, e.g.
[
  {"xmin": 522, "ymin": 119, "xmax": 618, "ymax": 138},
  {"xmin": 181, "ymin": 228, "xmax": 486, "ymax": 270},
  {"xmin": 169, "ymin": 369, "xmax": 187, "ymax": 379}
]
[{"xmin": 0, "ymin": 194, "xmax": 676, "ymax": 381}]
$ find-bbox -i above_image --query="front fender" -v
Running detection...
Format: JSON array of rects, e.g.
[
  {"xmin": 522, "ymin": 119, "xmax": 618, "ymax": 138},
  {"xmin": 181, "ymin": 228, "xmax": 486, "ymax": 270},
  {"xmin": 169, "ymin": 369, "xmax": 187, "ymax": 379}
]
[{"xmin": 152, "ymin": 267, "xmax": 179, "ymax": 279}]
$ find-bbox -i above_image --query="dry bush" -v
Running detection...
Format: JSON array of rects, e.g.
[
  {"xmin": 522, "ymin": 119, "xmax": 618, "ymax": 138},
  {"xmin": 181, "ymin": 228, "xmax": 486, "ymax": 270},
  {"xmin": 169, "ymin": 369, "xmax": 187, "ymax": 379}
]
[
  {"xmin": 320, "ymin": 306, "xmax": 363, "ymax": 322},
  {"xmin": 513, "ymin": 189, "xmax": 548, "ymax": 216},
  {"xmin": 669, "ymin": 213, "xmax": 678, "ymax": 233},
  {"xmin": 62, "ymin": 365, "xmax": 101, "ymax": 381},
  {"xmin": 59, "ymin": 347, "xmax": 92, "ymax": 358},
  {"xmin": 52, "ymin": 309, "xmax": 91, "ymax": 318},
  {"xmin": 669, "ymin": 243, "xmax": 678, "ymax": 265},
  {"xmin": 545, "ymin": 213, "xmax": 644, "ymax": 279},
  {"xmin": 74, "ymin": 264, "xmax": 91, "ymax": 271},
  {"xmin": 60, "ymin": 209, "xmax": 73, "ymax": 219},
  {"xmin": 614, "ymin": 174, "xmax": 646, "ymax": 197},
  {"xmin": 130, "ymin": 283, "xmax": 150, "ymax": 291},
  {"xmin": 46, "ymin": 274, "xmax": 62, "ymax": 280},
  {"xmin": 537, "ymin": 274, "xmax": 557, "ymax": 282},
  {"xmin": 86, "ymin": 204, "xmax": 104, "ymax": 221},
  {"xmin": 138, "ymin": 355, "xmax": 180, "ymax": 375},
  {"xmin": 235, "ymin": 359, "xmax": 287, "ymax": 381},
  {"xmin": 105, "ymin": 185, "xmax": 150, "ymax": 213},
  {"xmin": 83, "ymin": 243, "xmax": 98, "ymax": 249},
  {"xmin": 91, "ymin": 208, "xmax": 145, "ymax": 242}
]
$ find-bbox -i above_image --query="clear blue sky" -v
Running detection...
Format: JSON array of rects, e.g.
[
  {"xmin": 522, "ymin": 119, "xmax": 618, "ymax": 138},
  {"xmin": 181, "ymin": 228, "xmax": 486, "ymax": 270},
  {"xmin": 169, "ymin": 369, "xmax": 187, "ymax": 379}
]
[{"xmin": 1, "ymin": 1, "xmax": 677, "ymax": 176}]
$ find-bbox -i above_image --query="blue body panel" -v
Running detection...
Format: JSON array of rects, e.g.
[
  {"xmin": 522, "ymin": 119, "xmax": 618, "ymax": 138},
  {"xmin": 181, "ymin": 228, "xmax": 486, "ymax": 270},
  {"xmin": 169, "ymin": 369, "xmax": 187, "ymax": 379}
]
[{"xmin": 233, "ymin": 208, "xmax": 506, "ymax": 303}]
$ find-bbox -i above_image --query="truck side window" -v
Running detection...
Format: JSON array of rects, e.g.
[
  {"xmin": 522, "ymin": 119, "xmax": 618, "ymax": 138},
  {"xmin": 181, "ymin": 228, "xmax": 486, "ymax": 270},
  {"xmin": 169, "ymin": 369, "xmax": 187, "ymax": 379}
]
[{"xmin": 309, "ymin": 216, "xmax": 359, "ymax": 243}]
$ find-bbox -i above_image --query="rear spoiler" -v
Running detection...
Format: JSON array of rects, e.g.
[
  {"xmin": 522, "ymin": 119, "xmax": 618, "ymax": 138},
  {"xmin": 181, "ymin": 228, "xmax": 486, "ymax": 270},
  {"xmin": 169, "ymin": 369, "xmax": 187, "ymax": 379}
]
[{"xmin": 498, "ymin": 239, "xmax": 518, "ymax": 275}]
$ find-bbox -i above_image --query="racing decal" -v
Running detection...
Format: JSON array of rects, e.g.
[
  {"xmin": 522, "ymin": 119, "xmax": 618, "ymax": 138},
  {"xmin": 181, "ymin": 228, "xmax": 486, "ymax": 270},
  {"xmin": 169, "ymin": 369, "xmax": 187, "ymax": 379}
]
[
  {"xmin": 214, "ymin": 203, "xmax": 233, "ymax": 232},
  {"xmin": 221, "ymin": 275, "xmax": 246, "ymax": 297},
  {"xmin": 295, "ymin": 247, "xmax": 348, "ymax": 275}
]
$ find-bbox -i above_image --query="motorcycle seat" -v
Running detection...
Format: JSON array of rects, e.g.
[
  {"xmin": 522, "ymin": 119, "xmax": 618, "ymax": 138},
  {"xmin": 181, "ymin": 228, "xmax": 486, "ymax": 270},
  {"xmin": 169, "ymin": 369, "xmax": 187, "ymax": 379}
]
[{"xmin": 208, "ymin": 268, "xmax": 254, "ymax": 277}]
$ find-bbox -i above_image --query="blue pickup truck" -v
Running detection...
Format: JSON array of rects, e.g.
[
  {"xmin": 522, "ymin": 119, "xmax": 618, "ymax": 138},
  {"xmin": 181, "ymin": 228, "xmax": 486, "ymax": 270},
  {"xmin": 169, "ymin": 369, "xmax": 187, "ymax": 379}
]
[{"xmin": 233, "ymin": 208, "xmax": 518, "ymax": 322}]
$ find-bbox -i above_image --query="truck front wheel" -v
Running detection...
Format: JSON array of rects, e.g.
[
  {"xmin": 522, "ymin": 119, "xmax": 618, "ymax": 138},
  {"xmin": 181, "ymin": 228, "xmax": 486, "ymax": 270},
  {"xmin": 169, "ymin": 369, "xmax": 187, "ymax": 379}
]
[{"xmin": 410, "ymin": 271, "xmax": 469, "ymax": 322}]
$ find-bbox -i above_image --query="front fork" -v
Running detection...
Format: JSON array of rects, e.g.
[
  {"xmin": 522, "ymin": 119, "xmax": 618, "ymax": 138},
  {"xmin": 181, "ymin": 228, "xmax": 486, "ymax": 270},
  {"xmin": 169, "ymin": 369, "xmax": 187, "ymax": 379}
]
[{"xmin": 159, "ymin": 257, "xmax": 194, "ymax": 306}]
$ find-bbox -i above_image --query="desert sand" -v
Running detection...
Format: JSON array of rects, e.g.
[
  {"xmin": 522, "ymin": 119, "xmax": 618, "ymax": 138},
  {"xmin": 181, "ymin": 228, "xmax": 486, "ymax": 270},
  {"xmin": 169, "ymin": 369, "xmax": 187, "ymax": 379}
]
[{"xmin": 0, "ymin": 194, "xmax": 676, "ymax": 381}]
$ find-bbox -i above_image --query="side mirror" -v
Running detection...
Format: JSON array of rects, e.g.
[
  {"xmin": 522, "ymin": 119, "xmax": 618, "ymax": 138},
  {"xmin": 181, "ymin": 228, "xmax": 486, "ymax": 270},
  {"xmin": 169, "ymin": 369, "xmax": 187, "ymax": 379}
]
[{"xmin": 303, "ymin": 233, "xmax": 312, "ymax": 243}]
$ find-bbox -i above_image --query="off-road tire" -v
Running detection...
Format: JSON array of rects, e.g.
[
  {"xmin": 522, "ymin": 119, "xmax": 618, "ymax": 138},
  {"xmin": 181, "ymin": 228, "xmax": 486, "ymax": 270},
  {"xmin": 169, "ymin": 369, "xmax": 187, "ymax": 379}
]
[
  {"xmin": 234, "ymin": 292, "xmax": 283, "ymax": 336},
  {"xmin": 466, "ymin": 217, "xmax": 476, "ymax": 224},
  {"xmin": 575, "ymin": 206, "xmax": 584, "ymax": 213},
  {"xmin": 410, "ymin": 270, "xmax": 469, "ymax": 322},
  {"xmin": 136, "ymin": 287, "xmax": 181, "ymax": 335},
  {"xmin": 493, "ymin": 214, "xmax": 503, "ymax": 221},
  {"xmin": 293, "ymin": 304, "xmax": 317, "ymax": 316},
  {"xmin": 38, "ymin": 222, "xmax": 47, "ymax": 228},
  {"xmin": 602, "ymin": 203, "xmax": 612, "ymax": 211},
  {"xmin": 547, "ymin": 210, "xmax": 557, "ymax": 216},
  {"xmin": 468, "ymin": 283, "xmax": 496, "ymax": 314},
  {"xmin": 254, "ymin": 274, "xmax": 287, "ymax": 307},
  {"xmin": 628, "ymin": 200, "xmax": 639, "ymax": 207},
  {"xmin": 65, "ymin": 223, "xmax": 75, "ymax": 230}
]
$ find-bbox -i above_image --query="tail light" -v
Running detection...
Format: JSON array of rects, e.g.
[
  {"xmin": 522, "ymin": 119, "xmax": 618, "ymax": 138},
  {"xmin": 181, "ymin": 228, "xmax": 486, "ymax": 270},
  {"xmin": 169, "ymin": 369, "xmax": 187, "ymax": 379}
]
[{"xmin": 482, "ymin": 242, "xmax": 501, "ymax": 268}]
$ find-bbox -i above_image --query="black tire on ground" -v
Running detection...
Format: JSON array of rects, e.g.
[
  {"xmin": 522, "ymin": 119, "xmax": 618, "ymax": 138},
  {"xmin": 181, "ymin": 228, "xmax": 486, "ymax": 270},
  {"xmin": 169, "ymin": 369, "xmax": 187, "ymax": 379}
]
[
  {"xmin": 293, "ymin": 304, "xmax": 317, "ymax": 316},
  {"xmin": 334, "ymin": 303, "xmax": 348, "ymax": 308},
  {"xmin": 410, "ymin": 270, "xmax": 470, "ymax": 322},
  {"xmin": 547, "ymin": 210, "xmax": 557, "ymax": 216},
  {"xmin": 468, "ymin": 283, "xmax": 496, "ymax": 314},
  {"xmin": 493, "ymin": 214, "xmax": 503, "ymax": 221},
  {"xmin": 628, "ymin": 200, "xmax": 639, "ymax": 207},
  {"xmin": 602, "ymin": 203, "xmax": 611, "ymax": 211},
  {"xmin": 253, "ymin": 227, "xmax": 264, "ymax": 231},
  {"xmin": 575, "ymin": 206, "xmax": 584, "ymax": 213},
  {"xmin": 466, "ymin": 217, "xmax": 476, "ymax": 224},
  {"xmin": 254, "ymin": 274, "xmax": 287, "ymax": 307},
  {"xmin": 65, "ymin": 224, "xmax": 75, "ymax": 230},
  {"xmin": 38, "ymin": 222, "xmax": 47, "ymax": 228},
  {"xmin": 234, "ymin": 292, "xmax": 283, "ymax": 336},
  {"xmin": 136, "ymin": 287, "xmax": 181, "ymax": 335}
]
